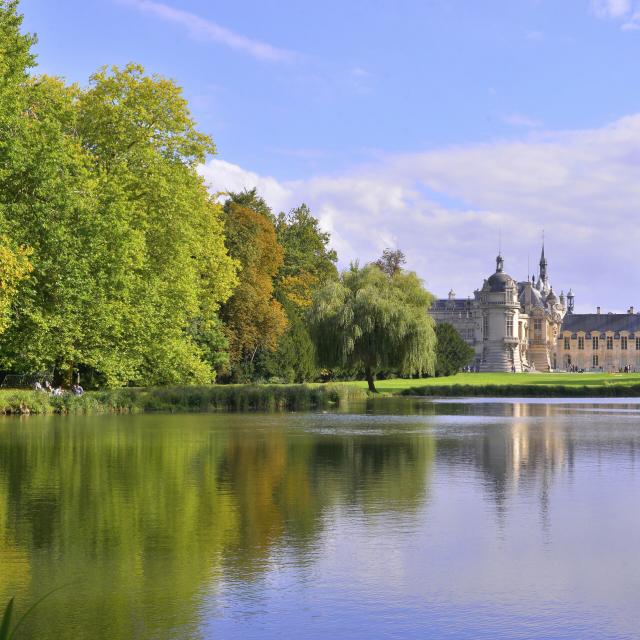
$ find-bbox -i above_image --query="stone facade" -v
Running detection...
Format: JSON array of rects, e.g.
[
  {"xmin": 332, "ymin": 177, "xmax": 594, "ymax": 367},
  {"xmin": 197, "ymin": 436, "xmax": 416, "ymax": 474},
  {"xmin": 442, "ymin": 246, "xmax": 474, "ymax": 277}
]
[
  {"xmin": 556, "ymin": 310, "xmax": 640, "ymax": 372},
  {"xmin": 432, "ymin": 245, "xmax": 640, "ymax": 372},
  {"xmin": 431, "ymin": 246, "xmax": 568, "ymax": 372}
]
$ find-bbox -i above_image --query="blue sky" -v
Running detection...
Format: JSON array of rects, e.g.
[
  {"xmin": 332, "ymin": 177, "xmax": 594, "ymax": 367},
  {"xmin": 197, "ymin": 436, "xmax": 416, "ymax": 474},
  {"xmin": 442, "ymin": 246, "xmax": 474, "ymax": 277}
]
[{"xmin": 19, "ymin": 0, "xmax": 640, "ymax": 311}]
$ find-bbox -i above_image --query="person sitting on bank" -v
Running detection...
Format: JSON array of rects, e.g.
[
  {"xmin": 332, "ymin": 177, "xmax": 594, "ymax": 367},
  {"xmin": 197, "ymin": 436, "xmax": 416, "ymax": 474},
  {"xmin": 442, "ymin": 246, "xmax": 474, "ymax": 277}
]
[{"xmin": 72, "ymin": 384, "xmax": 84, "ymax": 396}]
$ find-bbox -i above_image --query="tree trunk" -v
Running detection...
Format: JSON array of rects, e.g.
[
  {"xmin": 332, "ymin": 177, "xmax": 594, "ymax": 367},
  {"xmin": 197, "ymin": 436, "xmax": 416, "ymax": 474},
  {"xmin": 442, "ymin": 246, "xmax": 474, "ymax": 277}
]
[{"xmin": 365, "ymin": 365, "xmax": 377, "ymax": 393}]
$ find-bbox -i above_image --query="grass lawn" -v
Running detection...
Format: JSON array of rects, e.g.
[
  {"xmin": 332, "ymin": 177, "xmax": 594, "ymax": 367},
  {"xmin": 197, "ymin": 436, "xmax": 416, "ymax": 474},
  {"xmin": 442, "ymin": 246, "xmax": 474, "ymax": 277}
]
[{"xmin": 346, "ymin": 372, "xmax": 640, "ymax": 395}]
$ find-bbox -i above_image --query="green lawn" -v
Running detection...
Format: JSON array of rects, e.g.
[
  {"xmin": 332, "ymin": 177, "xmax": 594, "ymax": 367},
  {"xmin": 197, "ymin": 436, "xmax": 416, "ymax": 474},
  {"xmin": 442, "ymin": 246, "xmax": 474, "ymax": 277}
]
[{"xmin": 347, "ymin": 372, "xmax": 640, "ymax": 394}]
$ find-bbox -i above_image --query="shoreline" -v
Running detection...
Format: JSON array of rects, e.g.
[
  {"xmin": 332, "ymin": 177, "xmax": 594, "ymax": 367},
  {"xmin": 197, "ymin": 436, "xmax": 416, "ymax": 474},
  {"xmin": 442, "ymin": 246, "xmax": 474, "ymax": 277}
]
[
  {"xmin": 0, "ymin": 384, "xmax": 369, "ymax": 415},
  {"xmin": 3, "ymin": 379, "xmax": 640, "ymax": 415},
  {"xmin": 399, "ymin": 383, "xmax": 640, "ymax": 398}
]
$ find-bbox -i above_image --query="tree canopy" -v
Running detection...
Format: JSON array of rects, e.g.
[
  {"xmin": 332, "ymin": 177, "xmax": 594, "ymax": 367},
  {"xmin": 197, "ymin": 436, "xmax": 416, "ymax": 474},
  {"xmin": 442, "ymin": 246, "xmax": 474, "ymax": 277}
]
[
  {"xmin": 310, "ymin": 263, "xmax": 436, "ymax": 391},
  {"xmin": 374, "ymin": 248, "xmax": 406, "ymax": 277},
  {"xmin": 434, "ymin": 323, "xmax": 475, "ymax": 377},
  {"xmin": 0, "ymin": 5, "xmax": 238, "ymax": 386},
  {"xmin": 220, "ymin": 193, "xmax": 287, "ymax": 381},
  {"xmin": 0, "ymin": 1, "xmax": 448, "ymax": 391}
]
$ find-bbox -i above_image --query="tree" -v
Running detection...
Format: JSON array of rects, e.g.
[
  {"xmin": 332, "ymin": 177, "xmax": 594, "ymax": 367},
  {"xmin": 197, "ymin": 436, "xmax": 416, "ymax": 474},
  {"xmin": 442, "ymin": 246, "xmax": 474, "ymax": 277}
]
[
  {"xmin": 260, "ymin": 298, "xmax": 317, "ymax": 382},
  {"xmin": 0, "ymin": 0, "xmax": 36, "ymax": 118},
  {"xmin": 0, "ymin": 57, "xmax": 237, "ymax": 385},
  {"xmin": 221, "ymin": 196, "xmax": 287, "ymax": 381},
  {"xmin": 310, "ymin": 263, "xmax": 436, "ymax": 392},
  {"xmin": 275, "ymin": 204, "xmax": 337, "ymax": 299},
  {"xmin": 0, "ymin": 236, "xmax": 31, "ymax": 335},
  {"xmin": 374, "ymin": 248, "xmax": 406, "ymax": 276},
  {"xmin": 434, "ymin": 323, "xmax": 475, "ymax": 377},
  {"xmin": 262, "ymin": 203, "xmax": 337, "ymax": 382}
]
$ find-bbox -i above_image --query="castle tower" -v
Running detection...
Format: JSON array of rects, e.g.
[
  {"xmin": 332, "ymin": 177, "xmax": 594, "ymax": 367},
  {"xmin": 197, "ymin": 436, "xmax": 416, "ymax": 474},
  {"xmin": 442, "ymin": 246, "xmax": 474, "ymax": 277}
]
[{"xmin": 478, "ymin": 255, "xmax": 525, "ymax": 372}]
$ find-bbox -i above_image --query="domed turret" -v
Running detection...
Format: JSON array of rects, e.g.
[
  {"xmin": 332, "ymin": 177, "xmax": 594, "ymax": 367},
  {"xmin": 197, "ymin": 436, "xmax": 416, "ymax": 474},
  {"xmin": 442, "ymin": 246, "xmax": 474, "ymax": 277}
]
[{"xmin": 486, "ymin": 254, "xmax": 516, "ymax": 292}]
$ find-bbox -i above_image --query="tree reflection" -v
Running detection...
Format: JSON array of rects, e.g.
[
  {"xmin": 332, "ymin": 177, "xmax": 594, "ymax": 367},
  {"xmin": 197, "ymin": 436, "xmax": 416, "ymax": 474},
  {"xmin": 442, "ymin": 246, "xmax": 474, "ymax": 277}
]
[{"xmin": 0, "ymin": 413, "xmax": 434, "ymax": 639}]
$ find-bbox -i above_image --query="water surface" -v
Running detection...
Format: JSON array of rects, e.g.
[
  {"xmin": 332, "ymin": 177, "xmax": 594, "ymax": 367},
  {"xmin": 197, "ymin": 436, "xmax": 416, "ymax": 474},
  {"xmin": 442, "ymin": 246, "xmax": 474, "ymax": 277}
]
[{"xmin": 1, "ymin": 398, "xmax": 640, "ymax": 639}]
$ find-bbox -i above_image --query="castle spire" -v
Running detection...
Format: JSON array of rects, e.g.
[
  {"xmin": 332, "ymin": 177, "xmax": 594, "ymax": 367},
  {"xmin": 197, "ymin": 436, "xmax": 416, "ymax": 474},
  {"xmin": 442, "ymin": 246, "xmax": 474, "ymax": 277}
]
[{"xmin": 539, "ymin": 232, "xmax": 547, "ymax": 283}]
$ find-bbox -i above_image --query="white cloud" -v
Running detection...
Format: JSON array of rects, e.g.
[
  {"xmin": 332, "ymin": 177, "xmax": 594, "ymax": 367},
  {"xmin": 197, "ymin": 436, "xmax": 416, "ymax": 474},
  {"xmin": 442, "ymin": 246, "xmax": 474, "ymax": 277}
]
[
  {"xmin": 592, "ymin": 0, "xmax": 632, "ymax": 18},
  {"xmin": 591, "ymin": 0, "xmax": 640, "ymax": 28},
  {"xmin": 199, "ymin": 160, "xmax": 293, "ymax": 212},
  {"xmin": 201, "ymin": 114, "xmax": 640, "ymax": 312},
  {"xmin": 124, "ymin": 0, "xmax": 298, "ymax": 62}
]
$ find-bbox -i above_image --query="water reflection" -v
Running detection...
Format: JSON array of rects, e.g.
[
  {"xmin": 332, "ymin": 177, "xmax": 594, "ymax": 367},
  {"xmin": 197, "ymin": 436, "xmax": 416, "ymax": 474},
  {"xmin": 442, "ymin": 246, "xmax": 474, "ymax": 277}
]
[
  {"xmin": 0, "ymin": 413, "xmax": 433, "ymax": 639},
  {"xmin": 0, "ymin": 401, "xmax": 640, "ymax": 639}
]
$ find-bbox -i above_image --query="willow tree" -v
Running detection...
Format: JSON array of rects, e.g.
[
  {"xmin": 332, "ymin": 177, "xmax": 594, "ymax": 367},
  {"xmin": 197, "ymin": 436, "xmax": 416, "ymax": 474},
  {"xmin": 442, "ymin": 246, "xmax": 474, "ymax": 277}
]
[{"xmin": 309, "ymin": 263, "xmax": 436, "ymax": 392}]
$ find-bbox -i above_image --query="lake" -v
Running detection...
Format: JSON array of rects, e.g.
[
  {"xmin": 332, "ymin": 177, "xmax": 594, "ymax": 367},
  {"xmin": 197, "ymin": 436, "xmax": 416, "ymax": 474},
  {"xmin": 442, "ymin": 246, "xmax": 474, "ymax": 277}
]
[{"xmin": 1, "ymin": 398, "xmax": 640, "ymax": 639}]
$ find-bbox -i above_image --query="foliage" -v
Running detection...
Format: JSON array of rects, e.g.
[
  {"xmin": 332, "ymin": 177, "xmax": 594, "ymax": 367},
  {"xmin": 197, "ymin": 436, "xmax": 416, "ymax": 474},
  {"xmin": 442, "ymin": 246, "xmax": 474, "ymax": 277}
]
[
  {"xmin": 0, "ymin": 237, "xmax": 31, "ymax": 335},
  {"xmin": 260, "ymin": 299, "xmax": 317, "ymax": 383},
  {"xmin": 260, "ymin": 203, "xmax": 338, "ymax": 382},
  {"xmin": 0, "ymin": 18, "xmax": 237, "ymax": 387},
  {"xmin": 220, "ymin": 195, "xmax": 287, "ymax": 381},
  {"xmin": 434, "ymin": 323, "xmax": 475, "ymax": 377},
  {"xmin": 275, "ymin": 203, "xmax": 337, "ymax": 305},
  {"xmin": 374, "ymin": 248, "xmax": 406, "ymax": 276},
  {"xmin": 0, "ymin": 0, "xmax": 35, "ymax": 116},
  {"xmin": 310, "ymin": 263, "xmax": 436, "ymax": 391}
]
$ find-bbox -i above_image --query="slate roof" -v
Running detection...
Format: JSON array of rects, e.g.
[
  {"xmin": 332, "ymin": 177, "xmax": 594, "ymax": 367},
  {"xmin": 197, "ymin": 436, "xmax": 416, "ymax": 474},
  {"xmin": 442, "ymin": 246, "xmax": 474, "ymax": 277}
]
[
  {"xmin": 487, "ymin": 271, "xmax": 515, "ymax": 292},
  {"xmin": 561, "ymin": 314, "xmax": 640, "ymax": 333},
  {"xmin": 432, "ymin": 298, "xmax": 473, "ymax": 312}
]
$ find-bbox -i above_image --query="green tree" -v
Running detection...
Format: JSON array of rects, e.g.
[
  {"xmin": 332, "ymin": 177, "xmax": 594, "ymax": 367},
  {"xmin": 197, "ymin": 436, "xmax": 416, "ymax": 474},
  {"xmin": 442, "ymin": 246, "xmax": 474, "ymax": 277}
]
[
  {"xmin": 261, "ymin": 203, "xmax": 337, "ymax": 382},
  {"xmin": 0, "ymin": 236, "xmax": 31, "ymax": 335},
  {"xmin": 434, "ymin": 322, "xmax": 475, "ymax": 377},
  {"xmin": 260, "ymin": 298, "xmax": 317, "ymax": 382},
  {"xmin": 221, "ymin": 195, "xmax": 287, "ymax": 381},
  {"xmin": 310, "ymin": 263, "xmax": 436, "ymax": 392},
  {"xmin": 0, "ymin": 52, "xmax": 237, "ymax": 384},
  {"xmin": 275, "ymin": 204, "xmax": 337, "ymax": 305}
]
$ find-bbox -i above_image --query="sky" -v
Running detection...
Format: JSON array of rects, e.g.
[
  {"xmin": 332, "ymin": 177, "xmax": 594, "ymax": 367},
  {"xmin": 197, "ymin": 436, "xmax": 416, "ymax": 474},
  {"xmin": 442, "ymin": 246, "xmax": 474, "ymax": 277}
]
[{"xmin": 18, "ymin": 0, "xmax": 640, "ymax": 312}]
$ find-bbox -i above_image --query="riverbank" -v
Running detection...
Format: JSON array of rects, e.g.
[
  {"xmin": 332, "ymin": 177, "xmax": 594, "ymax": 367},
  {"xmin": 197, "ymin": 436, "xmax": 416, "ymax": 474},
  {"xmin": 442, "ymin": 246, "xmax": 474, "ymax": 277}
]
[
  {"xmin": 0, "ymin": 384, "xmax": 368, "ymax": 415},
  {"xmin": 348, "ymin": 372, "xmax": 640, "ymax": 397},
  {"xmin": 3, "ymin": 373, "xmax": 640, "ymax": 415}
]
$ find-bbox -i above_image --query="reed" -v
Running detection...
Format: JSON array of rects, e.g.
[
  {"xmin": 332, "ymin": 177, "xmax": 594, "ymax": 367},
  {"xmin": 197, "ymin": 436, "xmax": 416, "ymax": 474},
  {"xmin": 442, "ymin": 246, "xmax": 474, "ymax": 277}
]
[
  {"xmin": 0, "ymin": 384, "xmax": 368, "ymax": 415},
  {"xmin": 400, "ymin": 383, "xmax": 640, "ymax": 397}
]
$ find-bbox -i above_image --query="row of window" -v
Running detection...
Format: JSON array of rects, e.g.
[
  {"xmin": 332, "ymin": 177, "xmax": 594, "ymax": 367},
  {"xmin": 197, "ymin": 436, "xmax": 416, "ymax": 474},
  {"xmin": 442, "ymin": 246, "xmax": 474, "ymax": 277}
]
[{"xmin": 564, "ymin": 336, "xmax": 640, "ymax": 350}]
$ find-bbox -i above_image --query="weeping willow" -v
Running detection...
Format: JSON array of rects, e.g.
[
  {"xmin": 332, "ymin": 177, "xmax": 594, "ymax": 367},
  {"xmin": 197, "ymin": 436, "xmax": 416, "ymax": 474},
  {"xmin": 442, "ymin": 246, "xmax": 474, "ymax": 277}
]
[{"xmin": 309, "ymin": 263, "xmax": 436, "ymax": 391}]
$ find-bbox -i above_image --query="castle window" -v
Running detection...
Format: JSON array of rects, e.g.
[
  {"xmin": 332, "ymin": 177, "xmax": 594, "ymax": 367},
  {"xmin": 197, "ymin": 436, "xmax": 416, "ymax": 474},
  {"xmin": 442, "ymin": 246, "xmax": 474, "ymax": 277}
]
[
  {"xmin": 592, "ymin": 336, "xmax": 599, "ymax": 350},
  {"xmin": 578, "ymin": 337, "xmax": 584, "ymax": 350},
  {"xmin": 637, "ymin": 338, "xmax": 640, "ymax": 351},
  {"xmin": 593, "ymin": 355, "xmax": 599, "ymax": 367},
  {"xmin": 564, "ymin": 337, "xmax": 570, "ymax": 350},
  {"xmin": 534, "ymin": 319, "xmax": 542, "ymax": 332},
  {"xmin": 506, "ymin": 317, "xmax": 513, "ymax": 336},
  {"xmin": 483, "ymin": 315, "xmax": 488, "ymax": 340},
  {"xmin": 622, "ymin": 336, "xmax": 628, "ymax": 350},
  {"xmin": 606, "ymin": 336, "xmax": 613, "ymax": 350}
]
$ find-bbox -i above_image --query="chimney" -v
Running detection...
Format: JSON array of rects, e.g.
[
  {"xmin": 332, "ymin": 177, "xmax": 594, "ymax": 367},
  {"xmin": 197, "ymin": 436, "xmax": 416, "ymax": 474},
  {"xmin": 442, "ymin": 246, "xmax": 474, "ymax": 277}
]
[
  {"xmin": 597, "ymin": 306, "xmax": 601, "ymax": 314},
  {"xmin": 630, "ymin": 307, "xmax": 635, "ymax": 315}
]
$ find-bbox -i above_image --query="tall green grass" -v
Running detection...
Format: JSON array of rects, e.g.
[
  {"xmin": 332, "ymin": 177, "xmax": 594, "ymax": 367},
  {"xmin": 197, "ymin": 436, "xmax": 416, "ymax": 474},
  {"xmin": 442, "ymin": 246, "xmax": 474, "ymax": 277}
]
[
  {"xmin": 0, "ymin": 384, "xmax": 368, "ymax": 415},
  {"xmin": 400, "ymin": 383, "xmax": 640, "ymax": 397}
]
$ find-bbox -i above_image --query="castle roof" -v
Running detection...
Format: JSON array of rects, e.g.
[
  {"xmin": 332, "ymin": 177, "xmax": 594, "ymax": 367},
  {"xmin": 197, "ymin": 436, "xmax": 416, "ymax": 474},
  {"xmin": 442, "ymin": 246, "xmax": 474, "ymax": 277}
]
[
  {"xmin": 431, "ymin": 298, "xmax": 472, "ymax": 312},
  {"xmin": 561, "ymin": 314, "xmax": 640, "ymax": 333},
  {"xmin": 487, "ymin": 271, "xmax": 516, "ymax": 292}
]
